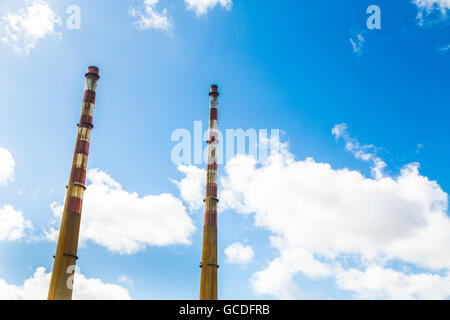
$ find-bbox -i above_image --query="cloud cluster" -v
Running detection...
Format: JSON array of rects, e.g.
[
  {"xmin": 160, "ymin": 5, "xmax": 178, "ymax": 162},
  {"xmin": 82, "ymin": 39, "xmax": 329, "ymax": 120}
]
[
  {"xmin": 332, "ymin": 123, "xmax": 386, "ymax": 179},
  {"xmin": 0, "ymin": 205, "xmax": 32, "ymax": 242},
  {"xmin": 129, "ymin": 0, "xmax": 173, "ymax": 32},
  {"xmin": 349, "ymin": 33, "xmax": 365, "ymax": 55},
  {"xmin": 0, "ymin": 0, "xmax": 62, "ymax": 54},
  {"xmin": 129, "ymin": 0, "xmax": 233, "ymax": 32},
  {"xmin": 172, "ymin": 165, "xmax": 206, "ymax": 210},
  {"xmin": 185, "ymin": 0, "xmax": 233, "ymax": 16},
  {"xmin": 0, "ymin": 267, "xmax": 130, "ymax": 300},
  {"xmin": 414, "ymin": 0, "xmax": 450, "ymax": 12},
  {"xmin": 0, "ymin": 148, "xmax": 31, "ymax": 242},
  {"xmin": 336, "ymin": 266, "xmax": 450, "ymax": 300},
  {"xmin": 225, "ymin": 242, "xmax": 254, "ymax": 265},
  {"xmin": 220, "ymin": 128, "xmax": 450, "ymax": 299},
  {"xmin": 251, "ymin": 242, "xmax": 332, "ymax": 299},
  {"xmin": 0, "ymin": 147, "xmax": 15, "ymax": 185},
  {"xmin": 0, "ymin": 0, "xmax": 233, "ymax": 51},
  {"xmin": 413, "ymin": 0, "xmax": 450, "ymax": 25},
  {"xmin": 47, "ymin": 169, "xmax": 196, "ymax": 254}
]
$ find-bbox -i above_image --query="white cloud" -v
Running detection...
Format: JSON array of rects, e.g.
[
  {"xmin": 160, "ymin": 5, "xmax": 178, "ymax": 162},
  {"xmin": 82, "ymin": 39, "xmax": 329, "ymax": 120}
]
[
  {"xmin": 251, "ymin": 241, "xmax": 331, "ymax": 299},
  {"xmin": 0, "ymin": 267, "xmax": 130, "ymax": 300},
  {"xmin": 332, "ymin": 123, "xmax": 386, "ymax": 179},
  {"xmin": 413, "ymin": 0, "xmax": 450, "ymax": 25},
  {"xmin": 350, "ymin": 33, "xmax": 365, "ymax": 55},
  {"xmin": 130, "ymin": 0, "xmax": 173, "ymax": 32},
  {"xmin": 185, "ymin": 0, "xmax": 233, "ymax": 16},
  {"xmin": 117, "ymin": 275, "xmax": 134, "ymax": 286},
  {"xmin": 336, "ymin": 266, "xmax": 450, "ymax": 300},
  {"xmin": 440, "ymin": 44, "xmax": 450, "ymax": 53},
  {"xmin": 220, "ymin": 129, "xmax": 450, "ymax": 299},
  {"xmin": 0, "ymin": 0, "xmax": 62, "ymax": 54},
  {"xmin": 172, "ymin": 165, "xmax": 206, "ymax": 210},
  {"xmin": 0, "ymin": 148, "xmax": 32, "ymax": 242},
  {"xmin": 47, "ymin": 169, "xmax": 196, "ymax": 254},
  {"xmin": 330, "ymin": 123, "xmax": 347, "ymax": 140},
  {"xmin": 413, "ymin": 0, "xmax": 450, "ymax": 13},
  {"xmin": 0, "ymin": 205, "xmax": 32, "ymax": 242},
  {"xmin": 0, "ymin": 147, "xmax": 15, "ymax": 185},
  {"xmin": 225, "ymin": 242, "xmax": 254, "ymax": 265},
  {"xmin": 251, "ymin": 257, "xmax": 305, "ymax": 299}
]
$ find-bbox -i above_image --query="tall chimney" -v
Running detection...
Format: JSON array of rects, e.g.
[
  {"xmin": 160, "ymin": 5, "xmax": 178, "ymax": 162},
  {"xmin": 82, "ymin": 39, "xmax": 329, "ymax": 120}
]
[
  {"xmin": 200, "ymin": 84, "xmax": 220, "ymax": 300},
  {"xmin": 48, "ymin": 66, "xmax": 100, "ymax": 300}
]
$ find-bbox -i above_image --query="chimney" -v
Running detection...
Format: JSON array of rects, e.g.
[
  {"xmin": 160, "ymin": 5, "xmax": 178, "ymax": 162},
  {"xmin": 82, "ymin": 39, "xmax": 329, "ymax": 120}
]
[
  {"xmin": 199, "ymin": 84, "xmax": 220, "ymax": 300},
  {"xmin": 47, "ymin": 66, "xmax": 100, "ymax": 300}
]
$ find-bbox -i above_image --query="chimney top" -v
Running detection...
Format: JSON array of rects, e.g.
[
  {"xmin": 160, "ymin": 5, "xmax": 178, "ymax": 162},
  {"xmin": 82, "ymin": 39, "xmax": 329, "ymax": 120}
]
[
  {"xmin": 209, "ymin": 84, "xmax": 219, "ymax": 96},
  {"xmin": 86, "ymin": 66, "xmax": 100, "ymax": 79}
]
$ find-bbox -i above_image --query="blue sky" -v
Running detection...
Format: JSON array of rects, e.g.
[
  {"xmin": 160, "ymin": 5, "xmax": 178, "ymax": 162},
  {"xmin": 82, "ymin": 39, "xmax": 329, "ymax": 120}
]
[{"xmin": 0, "ymin": 0, "xmax": 449, "ymax": 300}]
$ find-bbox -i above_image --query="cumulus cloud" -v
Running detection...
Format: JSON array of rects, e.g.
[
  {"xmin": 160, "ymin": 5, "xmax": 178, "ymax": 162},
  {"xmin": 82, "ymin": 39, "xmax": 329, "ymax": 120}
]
[
  {"xmin": 225, "ymin": 242, "xmax": 254, "ymax": 265},
  {"xmin": 47, "ymin": 169, "xmax": 196, "ymax": 254},
  {"xmin": 129, "ymin": 0, "xmax": 173, "ymax": 32},
  {"xmin": 0, "ymin": 267, "xmax": 130, "ymax": 300},
  {"xmin": 220, "ymin": 128, "xmax": 450, "ymax": 299},
  {"xmin": 0, "ymin": 0, "xmax": 62, "ymax": 54},
  {"xmin": 336, "ymin": 266, "xmax": 450, "ymax": 300},
  {"xmin": 185, "ymin": 0, "xmax": 233, "ymax": 16},
  {"xmin": 172, "ymin": 165, "xmax": 206, "ymax": 210},
  {"xmin": 251, "ymin": 241, "xmax": 332, "ymax": 299},
  {"xmin": 0, "ymin": 147, "xmax": 15, "ymax": 185},
  {"xmin": 0, "ymin": 205, "xmax": 32, "ymax": 242},
  {"xmin": 350, "ymin": 33, "xmax": 365, "ymax": 55},
  {"xmin": 413, "ymin": 0, "xmax": 450, "ymax": 25},
  {"xmin": 332, "ymin": 123, "xmax": 386, "ymax": 179}
]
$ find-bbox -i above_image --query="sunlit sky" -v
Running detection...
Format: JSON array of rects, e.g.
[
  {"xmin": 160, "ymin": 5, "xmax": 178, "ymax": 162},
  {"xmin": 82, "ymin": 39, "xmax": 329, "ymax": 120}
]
[{"xmin": 0, "ymin": 0, "xmax": 449, "ymax": 300}]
